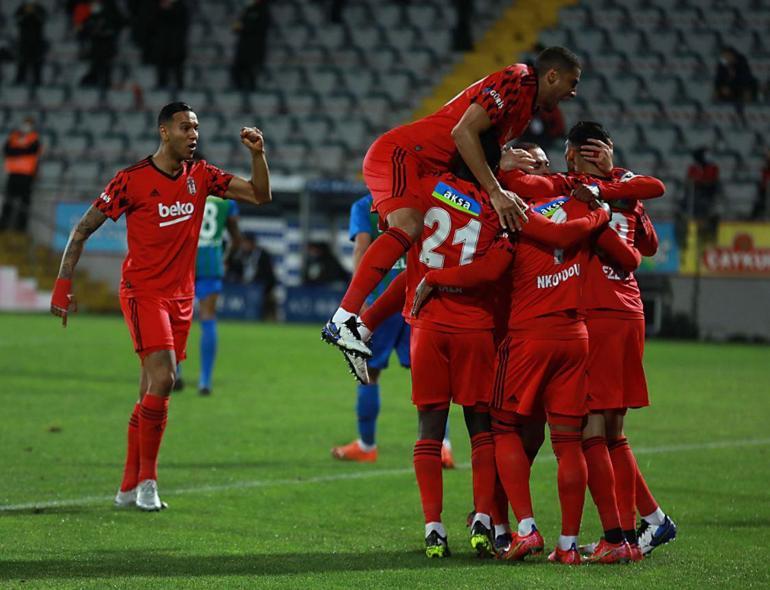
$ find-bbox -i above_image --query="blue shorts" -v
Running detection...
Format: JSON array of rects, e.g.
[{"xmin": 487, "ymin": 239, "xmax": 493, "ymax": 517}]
[
  {"xmin": 195, "ymin": 278, "xmax": 223, "ymax": 301},
  {"xmin": 368, "ymin": 312, "xmax": 410, "ymax": 370}
]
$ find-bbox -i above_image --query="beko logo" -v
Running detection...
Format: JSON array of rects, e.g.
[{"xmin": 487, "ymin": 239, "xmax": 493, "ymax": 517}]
[{"xmin": 158, "ymin": 201, "xmax": 194, "ymax": 227}]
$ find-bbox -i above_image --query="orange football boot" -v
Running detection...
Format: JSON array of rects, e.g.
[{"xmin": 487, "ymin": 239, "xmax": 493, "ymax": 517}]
[
  {"xmin": 441, "ymin": 442, "xmax": 455, "ymax": 469},
  {"xmin": 331, "ymin": 440, "xmax": 378, "ymax": 462},
  {"xmin": 548, "ymin": 545, "xmax": 583, "ymax": 565},
  {"xmin": 585, "ymin": 539, "xmax": 632, "ymax": 564},
  {"xmin": 499, "ymin": 528, "xmax": 544, "ymax": 561}
]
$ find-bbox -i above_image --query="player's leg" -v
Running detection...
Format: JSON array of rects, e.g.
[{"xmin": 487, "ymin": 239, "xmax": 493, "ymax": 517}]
[
  {"xmin": 323, "ymin": 138, "xmax": 424, "ymax": 356},
  {"xmin": 581, "ymin": 412, "xmax": 630, "ymax": 563},
  {"xmin": 546, "ymin": 414, "xmax": 587, "ymax": 565},
  {"xmin": 606, "ymin": 413, "xmax": 677, "ymax": 556},
  {"xmin": 198, "ymin": 290, "xmax": 219, "ymax": 396},
  {"xmin": 463, "ymin": 405, "xmax": 496, "ymax": 557},
  {"xmin": 415, "ymin": 405, "xmax": 450, "ymax": 558},
  {"xmin": 114, "ymin": 368, "xmax": 146, "ymax": 508}
]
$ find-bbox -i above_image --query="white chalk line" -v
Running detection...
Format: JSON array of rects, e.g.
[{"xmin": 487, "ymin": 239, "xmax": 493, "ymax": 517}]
[{"xmin": 2, "ymin": 437, "xmax": 768, "ymax": 513}]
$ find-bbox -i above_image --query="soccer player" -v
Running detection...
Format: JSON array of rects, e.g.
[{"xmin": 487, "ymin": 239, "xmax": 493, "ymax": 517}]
[
  {"xmin": 322, "ymin": 46, "xmax": 582, "ymax": 364},
  {"xmin": 175, "ymin": 194, "xmax": 242, "ymax": 396},
  {"xmin": 498, "ymin": 123, "xmax": 667, "ymax": 563},
  {"xmin": 50, "ymin": 102, "xmax": 271, "ymax": 511},
  {"xmin": 407, "ymin": 132, "xmax": 611, "ymax": 559}
]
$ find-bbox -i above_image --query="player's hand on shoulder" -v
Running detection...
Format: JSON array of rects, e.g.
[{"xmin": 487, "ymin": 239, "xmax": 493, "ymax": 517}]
[
  {"xmin": 490, "ymin": 187, "xmax": 528, "ymax": 231},
  {"xmin": 411, "ymin": 277, "xmax": 434, "ymax": 318},
  {"xmin": 240, "ymin": 127, "xmax": 265, "ymax": 154}
]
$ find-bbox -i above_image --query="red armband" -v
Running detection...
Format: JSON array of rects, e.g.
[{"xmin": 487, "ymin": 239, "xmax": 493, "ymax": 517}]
[{"xmin": 51, "ymin": 278, "xmax": 72, "ymax": 311}]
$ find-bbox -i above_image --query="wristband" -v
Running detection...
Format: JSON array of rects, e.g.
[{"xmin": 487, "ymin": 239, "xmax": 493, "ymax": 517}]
[{"xmin": 51, "ymin": 278, "xmax": 72, "ymax": 311}]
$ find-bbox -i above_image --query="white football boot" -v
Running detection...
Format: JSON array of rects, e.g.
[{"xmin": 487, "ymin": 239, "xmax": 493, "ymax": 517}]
[
  {"xmin": 135, "ymin": 479, "xmax": 165, "ymax": 511},
  {"xmin": 114, "ymin": 487, "xmax": 137, "ymax": 508}
]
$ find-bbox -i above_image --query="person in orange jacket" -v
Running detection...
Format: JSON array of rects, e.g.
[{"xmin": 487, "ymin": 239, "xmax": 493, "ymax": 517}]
[{"xmin": 2, "ymin": 117, "xmax": 42, "ymax": 231}]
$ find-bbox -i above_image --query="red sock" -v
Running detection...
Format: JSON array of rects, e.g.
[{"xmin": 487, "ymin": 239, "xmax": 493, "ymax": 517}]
[
  {"xmin": 413, "ymin": 439, "xmax": 443, "ymax": 523},
  {"xmin": 360, "ymin": 271, "xmax": 406, "ymax": 332},
  {"xmin": 608, "ymin": 436, "xmax": 639, "ymax": 530},
  {"xmin": 138, "ymin": 393, "xmax": 169, "ymax": 482},
  {"xmin": 470, "ymin": 432, "xmax": 495, "ymax": 517},
  {"xmin": 340, "ymin": 227, "xmax": 413, "ymax": 314},
  {"xmin": 633, "ymin": 452, "xmax": 659, "ymax": 517},
  {"xmin": 119, "ymin": 403, "xmax": 141, "ymax": 492},
  {"xmin": 583, "ymin": 436, "xmax": 622, "ymax": 533},
  {"xmin": 551, "ymin": 431, "xmax": 587, "ymax": 536},
  {"xmin": 493, "ymin": 431, "xmax": 533, "ymax": 522},
  {"xmin": 490, "ymin": 475, "xmax": 509, "ymax": 526}
]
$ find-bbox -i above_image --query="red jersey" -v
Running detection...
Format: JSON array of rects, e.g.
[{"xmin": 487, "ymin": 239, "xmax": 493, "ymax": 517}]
[
  {"xmin": 584, "ymin": 201, "xmax": 647, "ymax": 317},
  {"xmin": 391, "ymin": 64, "xmax": 538, "ymax": 171},
  {"xmin": 404, "ymin": 173, "xmax": 508, "ymax": 333},
  {"xmin": 94, "ymin": 157, "xmax": 233, "ymax": 299}
]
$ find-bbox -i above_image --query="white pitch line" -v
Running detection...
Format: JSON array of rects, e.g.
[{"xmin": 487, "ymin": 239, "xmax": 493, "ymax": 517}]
[{"xmin": 1, "ymin": 437, "xmax": 769, "ymax": 513}]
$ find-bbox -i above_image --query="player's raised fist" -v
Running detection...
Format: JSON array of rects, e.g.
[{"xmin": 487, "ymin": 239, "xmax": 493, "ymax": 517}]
[{"xmin": 240, "ymin": 127, "xmax": 265, "ymax": 154}]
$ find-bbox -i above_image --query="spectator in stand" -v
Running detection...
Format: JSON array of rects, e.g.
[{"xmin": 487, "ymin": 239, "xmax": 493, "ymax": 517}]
[
  {"xmin": 1, "ymin": 116, "xmax": 42, "ymax": 232},
  {"xmin": 303, "ymin": 242, "xmax": 349, "ymax": 286},
  {"xmin": 715, "ymin": 46, "xmax": 758, "ymax": 103},
  {"xmin": 684, "ymin": 147, "xmax": 720, "ymax": 240},
  {"xmin": 752, "ymin": 148, "xmax": 770, "ymax": 220},
  {"xmin": 80, "ymin": 1, "xmax": 125, "ymax": 88},
  {"xmin": 14, "ymin": 1, "xmax": 47, "ymax": 86},
  {"xmin": 231, "ymin": 0, "xmax": 269, "ymax": 91},
  {"xmin": 67, "ymin": 0, "xmax": 92, "ymax": 52},
  {"xmin": 452, "ymin": 0, "xmax": 473, "ymax": 51},
  {"xmin": 153, "ymin": 0, "xmax": 189, "ymax": 89},
  {"xmin": 226, "ymin": 233, "xmax": 277, "ymax": 320}
]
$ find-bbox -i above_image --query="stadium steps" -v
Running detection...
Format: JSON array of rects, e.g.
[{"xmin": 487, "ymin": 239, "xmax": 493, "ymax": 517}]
[
  {"xmin": 410, "ymin": 0, "xmax": 577, "ymax": 120},
  {"xmin": 0, "ymin": 232, "xmax": 118, "ymax": 313}
]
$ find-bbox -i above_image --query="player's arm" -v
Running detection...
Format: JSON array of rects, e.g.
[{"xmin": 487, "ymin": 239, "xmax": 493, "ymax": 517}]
[
  {"xmin": 412, "ymin": 244, "xmax": 513, "ymax": 317},
  {"xmin": 573, "ymin": 174, "xmax": 666, "ymax": 202},
  {"xmin": 50, "ymin": 205, "xmax": 108, "ymax": 326},
  {"xmin": 522, "ymin": 205, "xmax": 610, "ymax": 249},
  {"xmin": 352, "ymin": 233, "xmax": 373, "ymax": 272},
  {"xmin": 594, "ymin": 227, "xmax": 642, "ymax": 272},
  {"xmin": 634, "ymin": 207, "xmax": 659, "ymax": 257},
  {"xmin": 452, "ymin": 103, "xmax": 528, "ymax": 230},
  {"xmin": 224, "ymin": 127, "xmax": 272, "ymax": 205},
  {"xmin": 498, "ymin": 169, "xmax": 570, "ymax": 199}
]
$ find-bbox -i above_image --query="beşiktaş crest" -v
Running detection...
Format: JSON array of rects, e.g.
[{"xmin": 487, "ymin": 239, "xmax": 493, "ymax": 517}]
[{"xmin": 187, "ymin": 177, "xmax": 197, "ymax": 195}]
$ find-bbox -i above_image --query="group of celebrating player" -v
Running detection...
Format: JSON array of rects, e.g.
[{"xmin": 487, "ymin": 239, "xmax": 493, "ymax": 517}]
[
  {"xmin": 48, "ymin": 40, "xmax": 677, "ymax": 565},
  {"xmin": 322, "ymin": 46, "xmax": 677, "ymax": 564}
]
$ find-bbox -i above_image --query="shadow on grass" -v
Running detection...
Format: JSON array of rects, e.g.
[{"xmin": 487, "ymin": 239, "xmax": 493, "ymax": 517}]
[{"xmin": 0, "ymin": 550, "xmax": 507, "ymax": 579}]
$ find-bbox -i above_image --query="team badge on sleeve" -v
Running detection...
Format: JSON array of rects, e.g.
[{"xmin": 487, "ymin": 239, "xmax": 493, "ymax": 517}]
[
  {"xmin": 187, "ymin": 177, "xmax": 197, "ymax": 195},
  {"xmin": 431, "ymin": 182, "xmax": 481, "ymax": 216}
]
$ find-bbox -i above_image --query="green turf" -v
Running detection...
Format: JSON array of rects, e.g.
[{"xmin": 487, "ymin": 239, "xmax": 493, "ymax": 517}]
[{"xmin": 1, "ymin": 313, "xmax": 768, "ymax": 589}]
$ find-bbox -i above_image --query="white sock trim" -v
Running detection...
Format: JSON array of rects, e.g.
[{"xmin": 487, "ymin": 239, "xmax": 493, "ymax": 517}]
[
  {"xmin": 494, "ymin": 524, "xmax": 511, "ymax": 537},
  {"xmin": 357, "ymin": 439, "xmax": 376, "ymax": 452},
  {"xmin": 425, "ymin": 521, "xmax": 446, "ymax": 538},
  {"xmin": 332, "ymin": 308, "xmax": 355, "ymax": 323},
  {"xmin": 643, "ymin": 507, "xmax": 666, "ymax": 526},
  {"xmin": 558, "ymin": 535, "xmax": 578, "ymax": 551},
  {"xmin": 518, "ymin": 517, "xmax": 536, "ymax": 536},
  {"xmin": 471, "ymin": 512, "xmax": 491, "ymax": 529}
]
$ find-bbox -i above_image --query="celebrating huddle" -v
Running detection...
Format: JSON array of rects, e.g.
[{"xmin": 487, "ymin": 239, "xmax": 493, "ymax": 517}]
[{"xmin": 323, "ymin": 47, "xmax": 677, "ymax": 564}]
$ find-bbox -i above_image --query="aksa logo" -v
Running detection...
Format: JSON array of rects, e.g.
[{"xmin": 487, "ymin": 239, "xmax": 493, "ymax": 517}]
[
  {"xmin": 431, "ymin": 181, "xmax": 481, "ymax": 216},
  {"xmin": 187, "ymin": 177, "xmax": 197, "ymax": 195},
  {"xmin": 158, "ymin": 201, "xmax": 194, "ymax": 227}
]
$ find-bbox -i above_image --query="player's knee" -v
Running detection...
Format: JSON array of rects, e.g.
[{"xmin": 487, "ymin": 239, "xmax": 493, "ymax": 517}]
[
  {"xmin": 148, "ymin": 367, "xmax": 176, "ymax": 394},
  {"xmin": 417, "ymin": 405, "xmax": 449, "ymax": 440},
  {"xmin": 463, "ymin": 405, "xmax": 490, "ymax": 437},
  {"xmin": 521, "ymin": 421, "xmax": 546, "ymax": 459},
  {"xmin": 386, "ymin": 208, "xmax": 423, "ymax": 241},
  {"xmin": 582, "ymin": 412, "xmax": 606, "ymax": 439}
]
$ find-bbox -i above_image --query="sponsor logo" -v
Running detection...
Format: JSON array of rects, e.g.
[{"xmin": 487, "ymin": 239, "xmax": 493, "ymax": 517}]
[
  {"xmin": 536, "ymin": 262, "xmax": 580, "ymax": 289},
  {"xmin": 437, "ymin": 285, "xmax": 463, "ymax": 294},
  {"xmin": 533, "ymin": 197, "xmax": 568, "ymax": 219},
  {"xmin": 187, "ymin": 177, "xmax": 197, "ymax": 195},
  {"xmin": 431, "ymin": 182, "xmax": 481, "ymax": 216},
  {"xmin": 158, "ymin": 201, "xmax": 194, "ymax": 227},
  {"xmin": 702, "ymin": 234, "xmax": 770, "ymax": 273},
  {"xmin": 99, "ymin": 192, "xmax": 111, "ymax": 203},
  {"xmin": 483, "ymin": 86, "xmax": 504, "ymax": 110}
]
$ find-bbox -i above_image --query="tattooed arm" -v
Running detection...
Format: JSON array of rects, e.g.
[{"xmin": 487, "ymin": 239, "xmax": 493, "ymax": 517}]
[{"xmin": 51, "ymin": 205, "xmax": 108, "ymax": 326}]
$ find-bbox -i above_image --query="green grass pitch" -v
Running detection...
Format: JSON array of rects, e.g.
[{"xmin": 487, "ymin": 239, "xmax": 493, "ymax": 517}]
[{"xmin": 1, "ymin": 313, "xmax": 768, "ymax": 589}]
